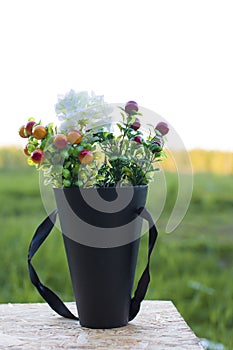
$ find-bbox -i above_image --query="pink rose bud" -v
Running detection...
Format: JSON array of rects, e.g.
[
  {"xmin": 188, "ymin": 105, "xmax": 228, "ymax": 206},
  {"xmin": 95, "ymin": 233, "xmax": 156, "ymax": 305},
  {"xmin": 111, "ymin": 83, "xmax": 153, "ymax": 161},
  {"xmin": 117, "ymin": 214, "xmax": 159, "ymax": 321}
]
[
  {"xmin": 155, "ymin": 122, "xmax": 169, "ymax": 135},
  {"xmin": 125, "ymin": 101, "xmax": 139, "ymax": 115}
]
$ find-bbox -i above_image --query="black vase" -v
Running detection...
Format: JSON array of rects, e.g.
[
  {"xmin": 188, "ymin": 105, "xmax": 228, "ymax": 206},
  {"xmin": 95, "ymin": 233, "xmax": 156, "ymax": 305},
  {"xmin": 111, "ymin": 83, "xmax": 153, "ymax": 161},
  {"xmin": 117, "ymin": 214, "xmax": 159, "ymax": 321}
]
[{"xmin": 53, "ymin": 186, "xmax": 148, "ymax": 329}]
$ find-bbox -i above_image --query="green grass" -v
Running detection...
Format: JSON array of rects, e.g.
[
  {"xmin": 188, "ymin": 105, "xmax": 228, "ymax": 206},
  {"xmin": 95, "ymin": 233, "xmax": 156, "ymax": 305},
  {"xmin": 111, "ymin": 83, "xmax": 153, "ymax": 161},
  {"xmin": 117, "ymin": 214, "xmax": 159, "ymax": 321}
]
[{"xmin": 0, "ymin": 168, "xmax": 232, "ymax": 349}]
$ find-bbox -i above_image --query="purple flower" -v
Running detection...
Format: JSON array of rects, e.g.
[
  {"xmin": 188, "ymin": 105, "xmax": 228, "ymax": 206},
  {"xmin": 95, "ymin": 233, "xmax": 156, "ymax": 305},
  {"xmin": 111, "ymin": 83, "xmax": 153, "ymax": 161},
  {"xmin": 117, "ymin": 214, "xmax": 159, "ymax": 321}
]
[
  {"xmin": 125, "ymin": 101, "xmax": 139, "ymax": 115},
  {"xmin": 155, "ymin": 122, "xmax": 169, "ymax": 136},
  {"xmin": 130, "ymin": 117, "xmax": 141, "ymax": 130},
  {"xmin": 132, "ymin": 135, "xmax": 142, "ymax": 144}
]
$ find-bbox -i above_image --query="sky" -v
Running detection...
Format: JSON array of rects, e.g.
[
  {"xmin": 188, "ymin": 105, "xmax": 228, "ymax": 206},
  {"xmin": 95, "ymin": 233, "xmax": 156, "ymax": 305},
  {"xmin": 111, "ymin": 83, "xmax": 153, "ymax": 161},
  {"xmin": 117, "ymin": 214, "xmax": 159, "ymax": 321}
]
[{"xmin": 0, "ymin": 0, "xmax": 233, "ymax": 151}]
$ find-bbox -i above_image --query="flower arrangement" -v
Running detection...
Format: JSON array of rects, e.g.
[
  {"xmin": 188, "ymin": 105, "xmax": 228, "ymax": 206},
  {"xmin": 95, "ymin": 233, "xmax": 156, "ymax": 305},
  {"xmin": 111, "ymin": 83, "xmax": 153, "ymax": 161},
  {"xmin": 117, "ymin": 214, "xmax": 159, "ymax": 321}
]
[{"xmin": 19, "ymin": 90, "xmax": 169, "ymax": 188}]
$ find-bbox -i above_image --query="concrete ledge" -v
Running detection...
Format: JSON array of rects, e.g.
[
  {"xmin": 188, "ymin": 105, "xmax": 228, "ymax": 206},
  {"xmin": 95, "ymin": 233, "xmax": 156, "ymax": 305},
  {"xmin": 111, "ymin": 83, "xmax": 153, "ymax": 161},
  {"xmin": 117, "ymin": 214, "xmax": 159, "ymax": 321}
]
[{"xmin": 0, "ymin": 300, "xmax": 204, "ymax": 349}]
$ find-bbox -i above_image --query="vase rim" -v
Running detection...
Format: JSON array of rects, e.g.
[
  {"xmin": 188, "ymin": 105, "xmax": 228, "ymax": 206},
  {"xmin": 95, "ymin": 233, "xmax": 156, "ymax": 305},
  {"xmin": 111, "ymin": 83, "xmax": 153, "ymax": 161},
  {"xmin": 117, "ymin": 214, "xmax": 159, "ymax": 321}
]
[{"xmin": 53, "ymin": 185, "xmax": 148, "ymax": 191}]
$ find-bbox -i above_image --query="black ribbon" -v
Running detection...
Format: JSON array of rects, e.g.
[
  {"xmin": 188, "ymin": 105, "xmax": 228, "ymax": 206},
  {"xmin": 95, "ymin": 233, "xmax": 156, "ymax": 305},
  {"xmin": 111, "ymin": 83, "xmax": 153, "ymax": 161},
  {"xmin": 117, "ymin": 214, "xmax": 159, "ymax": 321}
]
[
  {"xmin": 28, "ymin": 209, "xmax": 78, "ymax": 320},
  {"xmin": 28, "ymin": 207, "xmax": 158, "ymax": 322},
  {"xmin": 129, "ymin": 208, "xmax": 158, "ymax": 321}
]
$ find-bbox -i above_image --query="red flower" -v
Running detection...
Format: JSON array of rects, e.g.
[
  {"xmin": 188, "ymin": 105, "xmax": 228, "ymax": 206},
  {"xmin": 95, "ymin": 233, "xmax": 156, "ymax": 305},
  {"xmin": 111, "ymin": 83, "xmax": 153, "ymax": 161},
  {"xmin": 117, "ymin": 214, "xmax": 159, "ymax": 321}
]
[{"xmin": 31, "ymin": 150, "xmax": 45, "ymax": 164}]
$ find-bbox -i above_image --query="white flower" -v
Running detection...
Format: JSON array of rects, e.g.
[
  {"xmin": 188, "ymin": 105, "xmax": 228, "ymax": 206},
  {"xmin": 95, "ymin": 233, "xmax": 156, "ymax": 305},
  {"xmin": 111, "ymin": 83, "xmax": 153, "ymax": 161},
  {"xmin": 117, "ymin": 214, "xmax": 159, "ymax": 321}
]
[
  {"xmin": 59, "ymin": 119, "xmax": 80, "ymax": 132},
  {"xmin": 55, "ymin": 89, "xmax": 113, "ymax": 132},
  {"xmin": 86, "ymin": 116, "xmax": 113, "ymax": 132}
]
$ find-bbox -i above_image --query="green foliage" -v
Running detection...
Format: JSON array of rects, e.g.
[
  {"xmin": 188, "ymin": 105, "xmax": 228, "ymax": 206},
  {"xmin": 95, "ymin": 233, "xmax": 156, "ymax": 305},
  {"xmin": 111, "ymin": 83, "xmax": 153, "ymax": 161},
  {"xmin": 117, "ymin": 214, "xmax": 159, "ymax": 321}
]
[
  {"xmin": 41, "ymin": 141, "xmax": 99, "ymax": 188},
  {"xmin": 0, "ymin": 168, "xmax": 232, "ymax": 348},
  {"xmin": 93, "ymin": 120, "xmax": 166, "ymax": 187},
  {"xmin": 19, "ymin": 107, "xmax": 168, "ymax": 188}
]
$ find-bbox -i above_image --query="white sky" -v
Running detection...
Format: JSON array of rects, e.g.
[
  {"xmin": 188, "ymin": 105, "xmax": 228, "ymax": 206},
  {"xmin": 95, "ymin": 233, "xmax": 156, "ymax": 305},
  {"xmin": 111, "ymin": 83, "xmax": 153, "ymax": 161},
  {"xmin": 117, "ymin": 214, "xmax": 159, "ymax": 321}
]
[{"xmin": 0, "ymin": 0, "xmax": 232, "ymax": 151}]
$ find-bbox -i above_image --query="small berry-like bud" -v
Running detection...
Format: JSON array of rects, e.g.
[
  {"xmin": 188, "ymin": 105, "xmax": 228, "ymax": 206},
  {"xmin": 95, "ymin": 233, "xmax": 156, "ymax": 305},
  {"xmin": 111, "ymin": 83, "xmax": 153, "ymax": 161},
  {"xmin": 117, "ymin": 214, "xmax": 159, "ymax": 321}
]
[
  {"xmin": 155, "ymin": 122, "xmax": 169, "ymax": 136},
  {"xmin": 53, "ymin": 134, "xmax": 68, "ymax": 149},
  {"xmin": 19, "ymin": 125, "xmax": 28, "ymax": 138},
  {"xmin": 130, "ymin": 117, "xmax": 141, "ymax": 131},
  {"xmin": 31, "ymin": 150, "xmax": 45, "ymax": 164},
  {"xmin": 132, "ymin": 135, "xmax": 142, "ymax": 144},
  {"xmin": 67, "ymin": 130, "xmax": 82, "ymax": 144},
  {"xmin": 33, "ymin": 125, "xmax": 47, "ymax": 140},
  {"xmin": 78, "ymin": 150, "xmax": 94, "ymax": 164},
  {"xmin": 25, "ymin": 121, "xmax": 36, "ymax": 136},
  {"xmin": 125, "ymin": 101, "xmax": 139, "ymax": 115}
]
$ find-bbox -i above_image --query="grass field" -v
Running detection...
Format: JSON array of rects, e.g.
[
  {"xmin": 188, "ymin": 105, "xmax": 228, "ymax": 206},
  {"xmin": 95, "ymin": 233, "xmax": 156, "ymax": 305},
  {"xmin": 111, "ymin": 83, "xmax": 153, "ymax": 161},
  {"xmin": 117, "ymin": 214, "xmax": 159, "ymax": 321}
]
[{"xmin": 0, "ymin": 167, "xmax": 232, "ymax": 349}]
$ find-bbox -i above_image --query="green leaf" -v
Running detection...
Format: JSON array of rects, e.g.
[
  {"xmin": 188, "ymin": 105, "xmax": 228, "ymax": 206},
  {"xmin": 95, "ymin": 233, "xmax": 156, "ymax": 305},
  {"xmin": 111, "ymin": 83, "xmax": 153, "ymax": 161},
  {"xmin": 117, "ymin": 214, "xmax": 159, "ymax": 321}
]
[
  {"xmin": 62, "ymin": 168, "xmax": 71, "ymax": 179},
  {"xmin": 72, "ymin": 164, "xmax": 80, "ymax": 175},
  {"xmin": 27, "ymin": 144, "xmax": 36, "ymax": 153},
  {"xmin": 107, "ymin": 133, "xmax": 114, "ymax": 140},
  {"xmin": 96, "ymin": 175, "xmax": 105, "ymax": 181},
  {"xmin": 119, "ymin": 107, "xmax": 126, "ymax": 113},
  {"xmin": 73, "ymin": 147, "xmax": 81, "ymax": 157},
  {"xmin": 64, "ymin": 161, "xmax": 71, "ymax": 168},
  {"xmin": 74, "ymin": 180, "xmax": 83, "ymax": 187},
  {"xmin": 85, "ymin": 143, "xmax": 92, "ymax": 150},
  {"xmin": 116, "ymin": 123, "xmax": 123, "ymax": 132},
  {"xmin": 63, "ymin": 179, "xmax": 71, "ymax": 187}
]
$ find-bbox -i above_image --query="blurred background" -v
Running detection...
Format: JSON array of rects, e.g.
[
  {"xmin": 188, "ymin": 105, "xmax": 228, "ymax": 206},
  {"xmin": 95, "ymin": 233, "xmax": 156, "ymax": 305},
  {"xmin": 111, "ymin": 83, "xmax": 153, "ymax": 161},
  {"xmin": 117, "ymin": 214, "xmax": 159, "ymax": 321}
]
[{"xmin": 0, "ymin": 1, "xmax": 232, "ymax": 349}]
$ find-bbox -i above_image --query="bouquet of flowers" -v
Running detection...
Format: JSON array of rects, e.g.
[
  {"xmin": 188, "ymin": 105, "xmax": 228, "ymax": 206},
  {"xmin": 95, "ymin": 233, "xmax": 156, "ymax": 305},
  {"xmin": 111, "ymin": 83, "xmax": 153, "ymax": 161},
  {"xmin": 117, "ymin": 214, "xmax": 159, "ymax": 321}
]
[
  {"xmin": 19, "ymin": 90, "xmax": 169, "ymax": 188},
  {"xmin": 21, "ymin": 90, "xmax": 170, "ymax": 329}
]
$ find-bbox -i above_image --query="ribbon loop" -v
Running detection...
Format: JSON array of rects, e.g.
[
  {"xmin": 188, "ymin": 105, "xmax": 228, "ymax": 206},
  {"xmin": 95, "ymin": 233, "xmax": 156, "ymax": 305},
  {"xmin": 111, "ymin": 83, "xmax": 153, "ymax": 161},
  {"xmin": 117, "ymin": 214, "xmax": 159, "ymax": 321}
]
[
  {"xmin": 28, "ymin": 209, "xmax": 78, "ymax": 320},
  {"xmin": 129, "ymin": 207, "xmax": 158, "ymax": 321},
  {"xmin": 28, "ymin": 207, "xmax": 158, "ymax": 323}
]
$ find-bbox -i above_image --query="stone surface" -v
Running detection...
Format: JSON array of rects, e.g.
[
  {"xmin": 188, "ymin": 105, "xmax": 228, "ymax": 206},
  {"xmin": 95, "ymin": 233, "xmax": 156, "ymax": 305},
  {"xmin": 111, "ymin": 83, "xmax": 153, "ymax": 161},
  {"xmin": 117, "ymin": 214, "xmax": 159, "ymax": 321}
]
[{"xmin": 0, "ymin": 300, "xmax": 204, "ymax": 349}]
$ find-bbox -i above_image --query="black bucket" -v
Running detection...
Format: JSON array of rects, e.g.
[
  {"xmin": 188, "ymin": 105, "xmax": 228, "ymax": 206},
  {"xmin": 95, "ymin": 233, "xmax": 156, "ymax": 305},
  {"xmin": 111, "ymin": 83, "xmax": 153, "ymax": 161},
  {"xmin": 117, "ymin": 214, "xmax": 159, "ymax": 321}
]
[{"xmin": 54, "ymin": 186, "xmax": 148, "ymax": 328}]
